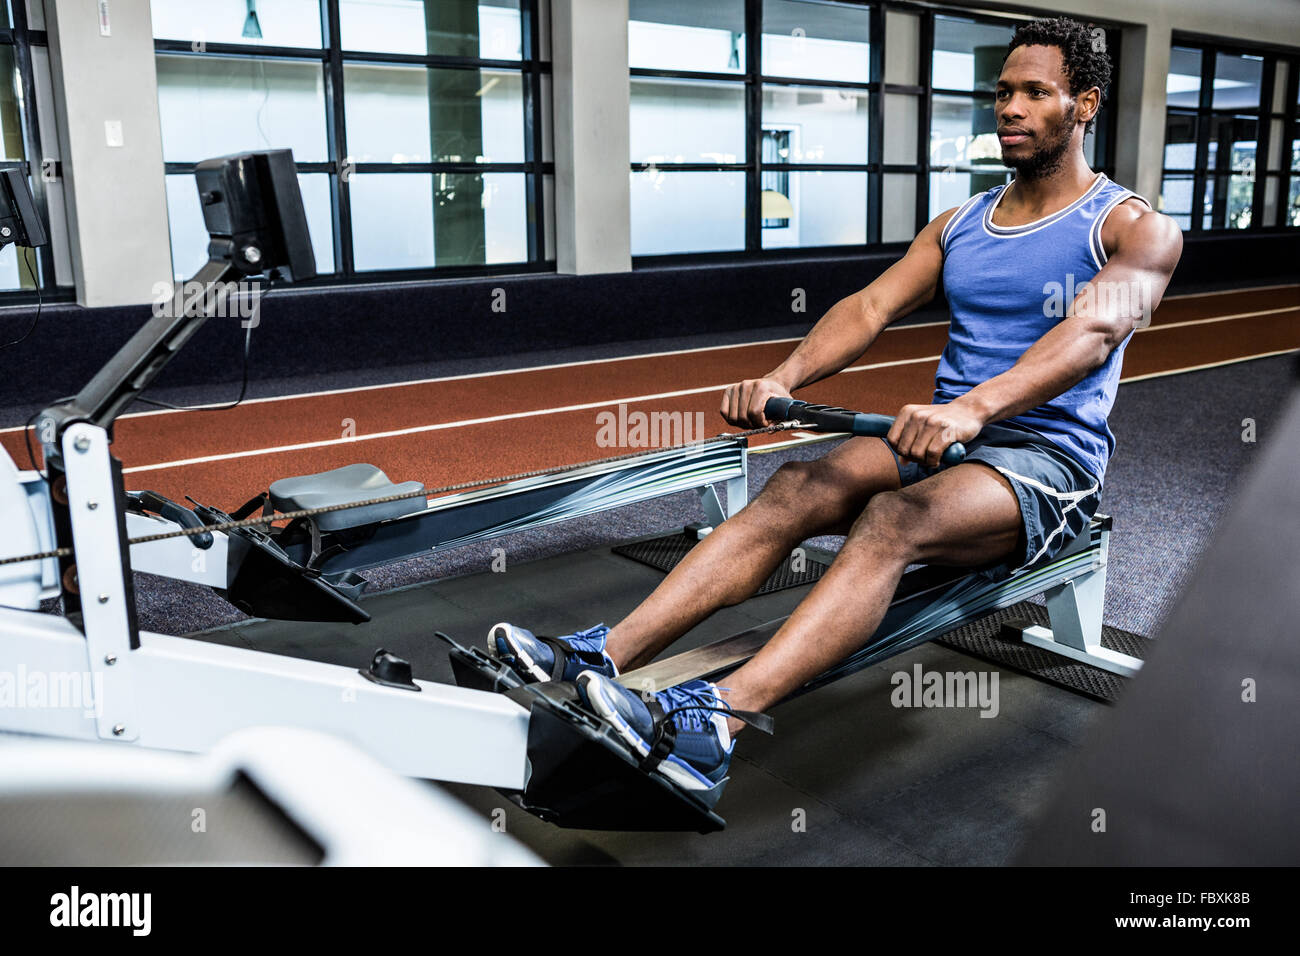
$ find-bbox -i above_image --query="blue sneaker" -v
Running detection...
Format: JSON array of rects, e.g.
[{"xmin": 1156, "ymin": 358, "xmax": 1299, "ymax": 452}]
[
  {"xmin": 575, "ymin": 671, "xmax": 736, "ymax": 799},
  {"xmin": 489, "ymin": 622, "xmax": 618, "ymax": 684}
]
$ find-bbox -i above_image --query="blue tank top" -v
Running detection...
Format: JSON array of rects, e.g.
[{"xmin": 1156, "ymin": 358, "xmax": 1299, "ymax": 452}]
[{"xmin": 935, "ymin": 173, "xmax": 1149, "ymax": 483}]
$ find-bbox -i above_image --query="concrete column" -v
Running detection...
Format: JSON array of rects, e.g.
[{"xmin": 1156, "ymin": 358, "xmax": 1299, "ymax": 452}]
[
  {"xmin": 1113, "ymin": 23, "xmax": 1171, "ymax": 205},
  {"xmin": 45, "ymin": 0, "xmax": 172, "ymax": 307},
  {"xmin": 551, "ymin": 0, "xmax": 631, "ymax": 274}
]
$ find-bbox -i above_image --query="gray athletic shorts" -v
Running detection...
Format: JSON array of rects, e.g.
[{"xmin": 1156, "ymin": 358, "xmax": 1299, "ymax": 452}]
[{"xmin": 879, "ymin": 420, "xmax": 1103, "ymax": 582}]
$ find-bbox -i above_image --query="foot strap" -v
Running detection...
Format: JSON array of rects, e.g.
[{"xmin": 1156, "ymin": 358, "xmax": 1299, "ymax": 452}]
[{"xmin": 535, "ymin": 635, "xmax": 610, "ymax": 682}]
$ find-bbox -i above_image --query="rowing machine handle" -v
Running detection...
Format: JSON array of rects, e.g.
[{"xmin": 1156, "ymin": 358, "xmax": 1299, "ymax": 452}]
[{"xmin": 764, "ymin": 397, "xmax": 967, "ymax": 466}]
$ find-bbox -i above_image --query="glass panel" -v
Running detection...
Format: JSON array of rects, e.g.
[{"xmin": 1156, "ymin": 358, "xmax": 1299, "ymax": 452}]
[
  {"xmin": 762, "ymin": 86, "xmax": 869, "ymax": 164},
  {"xmin": 152, "ymin": 0, "xmax": 322, "ymax": 48},
  {"xmin": 932, "ymin": 16, "xmax": 1014, "ymax": 92},
  {"xmin": 884, "ymin": 10, "xmax": 920, "ymax": 86},
  {"xmin": 351, "ymin": 170, "xmax": 527, "ymax": 269},
  {"xmin": 340, "ymin": 0, "xmax": 523, "ymax": 60},
  {"xmin": 630, "ymin": 170, "xmax": 744, "ymax": 255},
  {"xmin": 1163, "ymin": 113, "xmax": 1197, "ymax": 170},
  {"xmin": 883, "ymin": 93, "xmax": 917, "ymax": 165},
  {"xmin": 1166, "ymin": 47, "xmax": 1202, "ymax": 109},
  {"xmin": 761, "ymin": 0, "xmax": 870, "ymax": 84},
  {"xmin": 1158, "ymin": 173, "xmax": 1193, "ymax": 231},
  {"xmin": 881, "ymin": 173, "xmax": 917, "ymax": 242},
  {"xmin": 0, "ymin": 226, "xmax": 39, "ymax": 291},
  {"xmin": 166, "ymin": 172, "xmax": 333, "ymax": 280},
  {"xmin": 761, "ymin": 170, "xmax": 865, "ymax": 248},
  {"xmin": 156, "ymin": 55, "xmax": 328, "ymax": 163},
  {"xmin": 1213, "ymin": 52, "xmax": 1263, "ymax": 112},
  {"xmin": 629, "ymin": 0, "xmax": 746, "ymax": 74},
  {"xmin": 630, "ymin": 77, "xmax": 745, "ymax": 165},
  {"xmin": 0, "ymin": 46, "xmax": 24, "ymax": 161},
  {"xmin": 929, "ymin": 168, "xmax": 1009, "ymax": 219},
  {"xmin": 930, "ymin": 94, "xmax": 1001, "ymax": 173},
  {"xmin": 1201, "ymin": 175, "xmax": 1215, "ymax": 229},
  {"xmin": 1205, "ymin": 115, "xmax": 1256, "ymax": 172},
  {"xmin": 350, "ymin": 171, "xmax": 527, "ymax": 270},
  {"xmin": 1289, "ymin": 178, "xmax": 1300, "ymax": 226},
  {"xmin": 344, "ymin": 65, "xmax": 524, "ymax": 164},
  {"xmin": 1292, "ymin": 136, "xmax": 1300, "ymax": 172},
  {"xmin": 1226, "ymin": 173, "xmax": 1253, "ymax": 229}
]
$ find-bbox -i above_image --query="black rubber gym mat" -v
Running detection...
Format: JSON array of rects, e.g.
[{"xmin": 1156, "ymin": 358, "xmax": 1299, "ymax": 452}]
[
  {"xmin": 612, "ymin": 530, "xmax": 830, "ymax": 593},
  {"xmin": 611, "ymin": 530, "xmax": 1149, "ymax": 702},
  {"xmin": 932, "ymin": 603, "xmax": 1148, "ymax": 703}
]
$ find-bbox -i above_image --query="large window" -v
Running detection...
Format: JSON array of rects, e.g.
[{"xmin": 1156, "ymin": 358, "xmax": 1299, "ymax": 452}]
[
  {"xmin": 154, "ymin": 0, "xmax": 554, "ymax": 282},
  {"xmin": 1160, "ymin": 41, "xmax": 1299, "ymax": 231},
  {"xmin": 629, "ymin": 1, "xmax": 1118, "ymax": 260},
  {"xmin": 0, "ymin": 1, "xmax": 55, "ymax": 299}
]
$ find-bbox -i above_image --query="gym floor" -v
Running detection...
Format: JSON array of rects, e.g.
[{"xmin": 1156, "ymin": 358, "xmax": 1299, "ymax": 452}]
[{"xmin": 4, "ymin": 282, "xmax": 1294, "ymax": 864}]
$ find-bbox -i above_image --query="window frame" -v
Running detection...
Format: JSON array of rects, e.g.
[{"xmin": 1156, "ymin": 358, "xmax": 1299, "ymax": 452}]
[
  {"xmin": 154, "ymin": 0, "xmax": 555, "ymax": 285},
  {"xmin": 1161, "ymin": 34, "xmax": 1300, "ymax": 232},
  {"xmin": 630, "ymin": 0, "xmax": 1121, "ymax": 266}
]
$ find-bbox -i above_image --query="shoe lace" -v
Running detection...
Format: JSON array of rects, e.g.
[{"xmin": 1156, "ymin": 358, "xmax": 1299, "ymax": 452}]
[{"xmin": 659, "ymin": 683, "xmax": 733, "ymax": 735}]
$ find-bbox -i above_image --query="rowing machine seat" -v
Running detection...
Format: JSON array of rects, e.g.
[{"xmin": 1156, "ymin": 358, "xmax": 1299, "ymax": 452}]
[{"xmin": 269, "ymin": 464, "xmax": 425, "ymax": 531}]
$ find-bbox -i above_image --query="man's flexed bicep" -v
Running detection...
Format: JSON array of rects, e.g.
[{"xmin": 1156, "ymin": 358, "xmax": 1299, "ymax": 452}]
[{"xmin": 720, "ymin": 209, "xmax": 960, "ymax": 428}]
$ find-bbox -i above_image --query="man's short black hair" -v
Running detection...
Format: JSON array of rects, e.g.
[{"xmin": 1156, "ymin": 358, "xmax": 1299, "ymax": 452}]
[{"xmin": 1006, "ymin": 16, "xmax": 1112, "ymax": 136}]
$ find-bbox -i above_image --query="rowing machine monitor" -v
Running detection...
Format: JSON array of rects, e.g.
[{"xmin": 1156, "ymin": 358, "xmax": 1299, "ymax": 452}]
[
  {"xmin": 765, "ymin": 397, "xmax": 967, "ymax": 466},
  {"xmin": 0, "ymin": 167, "xmax": 48, "ymax": 249},
  {"xmin": 194, "ymin": 149, "xmax": 315, "ymax": 282}
]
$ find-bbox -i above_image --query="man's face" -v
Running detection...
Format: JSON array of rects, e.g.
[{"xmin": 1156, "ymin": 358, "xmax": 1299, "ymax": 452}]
[{"xmin": 995, "ymin": 44, "xmax": 1086, "ymax": 178}]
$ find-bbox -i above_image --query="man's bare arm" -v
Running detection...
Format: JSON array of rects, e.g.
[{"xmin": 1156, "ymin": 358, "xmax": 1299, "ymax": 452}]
[
  {"xmin": 888, "ymin": 204, "xmax": 1184, "ymax": 466},
  {"xmin": 958, "ymin": 206, "xmax": 1182, "ymax": 424},
  {"xmin": 722, "ymin": 208, "xmax": 958, "ymax": 426}
]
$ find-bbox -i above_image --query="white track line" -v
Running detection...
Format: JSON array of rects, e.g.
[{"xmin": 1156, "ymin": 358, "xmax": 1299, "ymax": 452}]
[{"xmin": 7, "ymin": 285, "xmax": 1294, "ymax": 433}]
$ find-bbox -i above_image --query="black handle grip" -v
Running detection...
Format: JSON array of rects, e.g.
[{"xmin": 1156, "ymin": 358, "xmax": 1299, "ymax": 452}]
[
  {"xmin": 764, "ymin": 397, "xmax": 966, "ymax": 466},
  {"xmin": 131, "ymin": 490, "xmax": 214, "ymax": 549}
]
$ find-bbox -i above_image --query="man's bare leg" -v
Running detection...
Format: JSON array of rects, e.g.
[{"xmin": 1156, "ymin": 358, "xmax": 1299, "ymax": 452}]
[
  {"xmin": 604, "ymin": 437, "xmax": 903, "ymax": 672},
  {"xmin": 715, "ymin": 462, "xmax": 1024, "ymax": 733}
]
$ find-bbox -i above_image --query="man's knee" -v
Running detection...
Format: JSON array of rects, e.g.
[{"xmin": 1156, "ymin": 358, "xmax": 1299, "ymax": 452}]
[{"xmin": 847, "ymin": 489, "xmax": 927, "ymax": 557}]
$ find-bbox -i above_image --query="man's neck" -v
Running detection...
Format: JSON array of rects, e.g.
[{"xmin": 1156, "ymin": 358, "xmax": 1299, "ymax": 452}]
[{"xmin": 1007, "ymin": 156, "xmax": 1097, "ymax": 213}]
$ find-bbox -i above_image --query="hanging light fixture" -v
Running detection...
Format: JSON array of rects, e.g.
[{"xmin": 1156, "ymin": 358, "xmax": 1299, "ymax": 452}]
[{"xmin": 243, "ymin": 0, "xmax": 263, "ymax": 40}]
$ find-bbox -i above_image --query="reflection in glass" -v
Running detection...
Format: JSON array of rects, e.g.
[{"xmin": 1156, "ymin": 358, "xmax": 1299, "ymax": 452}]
[
  {"xmin": 339, "ymin": 0, "xmax": 522, "ymax": 60},
  {"xmin": 1166, "ymin": 47, "xmax": 1202, "ymax": 109},
  {"xmin": 1163, "ymin": 113, "xmax": 1197, "ymax": 170},
  {"xmin": 1205, "ymin": 115, "xmax": 1256, "ymax": 172},
  {"xmin": 761, "ymin": 0, "xmax": 869, "ymax": 83},
  {"xmin": 156, "ymin": 55, "xmax": 328, "ymax": 163},
  {"xmin": 1212, "ymin": 52, "xmax": 1263, "ymax": 112},
  {"xmin": 1158, "ymin": 173, "xmax": 1193, "ymax": 231},
  {"xmin": 152, "ymin": 0, "xmax": 323, "ymax": 49},
  {"xmin": 932, "ymin": 16, "xmax": 1013, "ymax": 92},
  {"xmin": 629, "ymin": 0, "xmax": 746, "ymax": 74},
  {"xmin": 0, "ymin": 47, "xmax": 23, "ymax": 161},
  {"xmin": 762, "ymin": 86, "xmax": 869, "ymax": 164},
  {"xmin": 630, "ymin": 170, "xmax": 744, "ymax": 255},
  {"xmin": 350, "ymin": 172, "xmax": 527, "ymax": 270},
  {"xmin": 345, "ymin": 65, "xmax": 524, "ymax": 164},
  {"xmin": 760, "ymin": 170, "xmax": 866, "ymax": 249},
  {"xmin": 630, "ymin": 77, "xmax": 745, "ymax": 164}
]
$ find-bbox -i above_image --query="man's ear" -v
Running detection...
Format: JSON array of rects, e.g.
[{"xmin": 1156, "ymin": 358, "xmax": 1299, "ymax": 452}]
[{"xmin": 1077, "ymin": 86, "xmax": 1101, "ymax": 124}]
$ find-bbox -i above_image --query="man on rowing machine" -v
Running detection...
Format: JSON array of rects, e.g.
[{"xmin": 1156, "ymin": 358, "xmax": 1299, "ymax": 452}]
[{"xmin": 491, "ymin": 16, "xmax": 1182, "ymax": 805}]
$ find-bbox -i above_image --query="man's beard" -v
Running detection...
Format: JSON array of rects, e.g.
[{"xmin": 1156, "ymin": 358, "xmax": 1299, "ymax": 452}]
[{"xmin": 1003, "ymin": 103, "xmax": 1077, "ymax": 180}]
